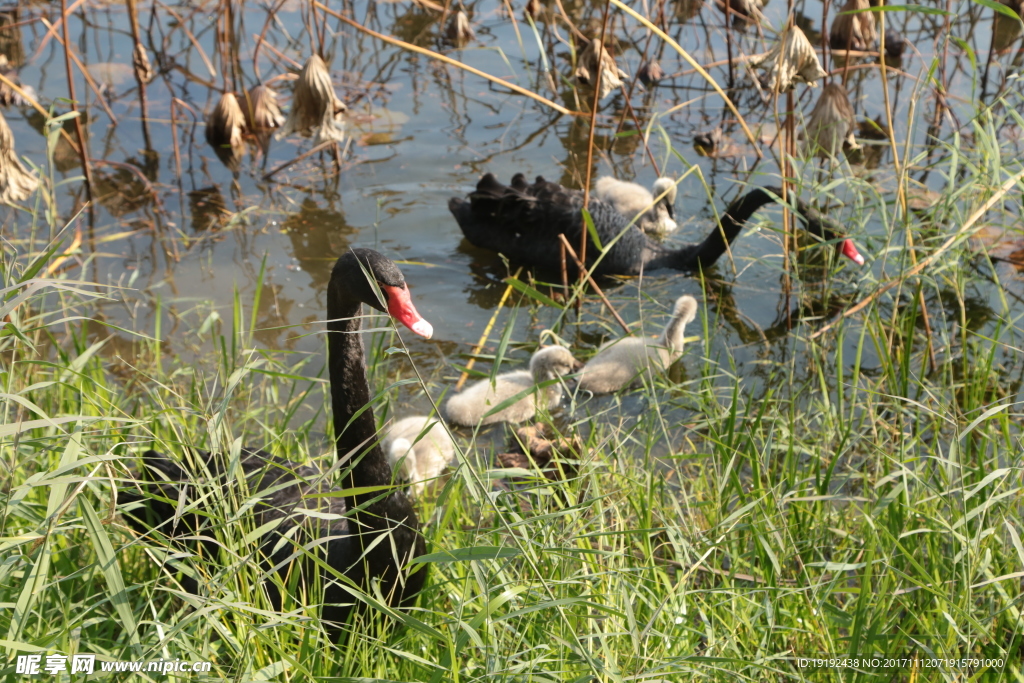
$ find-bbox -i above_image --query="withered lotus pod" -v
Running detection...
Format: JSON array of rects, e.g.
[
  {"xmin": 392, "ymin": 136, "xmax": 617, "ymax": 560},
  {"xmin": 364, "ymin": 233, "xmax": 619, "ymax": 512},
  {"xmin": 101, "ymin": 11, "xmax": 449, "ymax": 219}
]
[
  {"xmin": 525, "ymin": 0, "xmax": 541, "ymax": 19},
  {"xmin": 573, "ymin": 38, "xmax": 627, "ymax": 100},
  {"xmin": 829, "ymin": 0, "xmax": 876, "ymax": 52},
  {"xmin": 205, "ymin": 91, "xmax": 245, "ymax": 148},
  {"xmin": 718, "ymin": 0, "xmax": 764, "ymax": 18},
  {"xmin": 243, "ymin": 84, "xmax": 285, "ymax": 131},
  {"xmin": 802, "ymin": 83, "xmax": 859, "ymax": 159},
  {"xmin": 446, "ymin": 10, "xmax": 475, "ymax": 45},
  {"xmin": 750, "ymin": 24, "xmax": 828, "ymax": 92},
  {"xmin": 637, "ymin": 60, "xmax": 664, "ymax": 87},
  {"xmin": 277, "ymin": 54, "xmax": 347, "ymax": 144},
  {"xmin": 0, "ymin": 109, "xmax": 37, "ymax": 204}
]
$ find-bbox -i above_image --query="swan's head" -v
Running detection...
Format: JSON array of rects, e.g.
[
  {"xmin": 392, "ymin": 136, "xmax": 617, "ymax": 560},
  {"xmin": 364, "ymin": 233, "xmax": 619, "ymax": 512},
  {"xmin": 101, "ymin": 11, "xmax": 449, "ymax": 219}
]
[
  {"xmin": 530, "ymin": 345, "xmax": 581, "ymax": 382},
  {"xmin": 334, "ymin": 249, "xmax": 433, "ymax": 338}
]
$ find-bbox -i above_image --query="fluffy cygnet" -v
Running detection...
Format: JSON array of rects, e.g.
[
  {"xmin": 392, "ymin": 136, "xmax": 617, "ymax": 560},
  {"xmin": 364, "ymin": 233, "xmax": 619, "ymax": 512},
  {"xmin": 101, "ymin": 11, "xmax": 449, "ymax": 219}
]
[
  {"xmin": 445, "ymin": 346, "xmax": 580, "ymax": 426},
  {"xmin": 383, "ymin": 416, "xmax": 456, "ymax": 498},
  {"xmin": 578, "ymin": 296, "xmax": 698, "ymax": 394},
  {"xmin": 593, "ymin": 176, "xmax": 678, "ymax": 236}
]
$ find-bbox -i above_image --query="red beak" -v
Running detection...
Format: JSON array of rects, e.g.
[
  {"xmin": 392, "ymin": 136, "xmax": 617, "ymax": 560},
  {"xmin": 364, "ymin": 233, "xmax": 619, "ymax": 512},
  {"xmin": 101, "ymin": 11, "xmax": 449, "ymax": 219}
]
[
  {"xmin": 840, "ymin": 239, "xmax": 865, "ymax": 266},
  {"xmin": 382, "ymin": 284, "xmax": 433, "ymax": 338}
]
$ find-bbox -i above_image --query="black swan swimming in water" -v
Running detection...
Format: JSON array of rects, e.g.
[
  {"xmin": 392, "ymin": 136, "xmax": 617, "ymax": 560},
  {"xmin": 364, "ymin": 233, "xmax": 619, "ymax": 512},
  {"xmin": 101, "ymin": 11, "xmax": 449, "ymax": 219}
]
[
  {"xmin": 448, "ymin": 173, "xmax": 865, "ymax": 276},
  {"xmin": 122, "ymin": 249, "xmax": 432, "ymax": 638}
]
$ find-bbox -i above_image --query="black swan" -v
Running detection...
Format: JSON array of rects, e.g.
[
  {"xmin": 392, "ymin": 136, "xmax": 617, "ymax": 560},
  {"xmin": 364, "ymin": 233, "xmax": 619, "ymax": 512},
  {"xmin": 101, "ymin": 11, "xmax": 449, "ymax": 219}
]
[
  {"xmin": 593, "ymin": 176, "xmax": 678, "ymax": 236},
  {"xmin": 122, "ymin": 249, "xmax": 432, "ymax": 637},
  {"xmin": 579, "ymin": 295, "xmax": 698, "ymax": 394},
  {"xmin": 445, "ymin": 345, "xmax": 580, "ymax": 426},
  {"xmin": 448, "ymin": 174, "xmax": 864, "ymax": 277}
]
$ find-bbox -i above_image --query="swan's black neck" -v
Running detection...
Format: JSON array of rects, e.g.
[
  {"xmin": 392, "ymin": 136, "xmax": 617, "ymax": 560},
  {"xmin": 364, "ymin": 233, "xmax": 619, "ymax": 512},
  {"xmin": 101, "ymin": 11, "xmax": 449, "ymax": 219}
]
[
  {"xmin": 327, "ymin": 292, "xmax": 391, "ymax": 518},
  {"xmin": 653, "ymin": 186, "xmax": 840, "ymax": 272}
]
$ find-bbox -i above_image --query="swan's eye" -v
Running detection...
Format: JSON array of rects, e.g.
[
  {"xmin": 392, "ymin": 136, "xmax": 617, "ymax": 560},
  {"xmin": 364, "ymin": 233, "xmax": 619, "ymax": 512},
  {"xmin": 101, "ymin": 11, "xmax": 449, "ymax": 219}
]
[{"xmin": 382, "ymin": 284, "xmax": 433, "ymax": 338}]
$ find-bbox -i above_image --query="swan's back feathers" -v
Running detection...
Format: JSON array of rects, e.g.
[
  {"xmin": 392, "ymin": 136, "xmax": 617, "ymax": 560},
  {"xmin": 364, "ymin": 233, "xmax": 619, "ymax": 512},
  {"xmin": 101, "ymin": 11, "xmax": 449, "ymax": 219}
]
[{"xmin": 449, "ymin": 173, "xmax": 661, "ymax": 276}]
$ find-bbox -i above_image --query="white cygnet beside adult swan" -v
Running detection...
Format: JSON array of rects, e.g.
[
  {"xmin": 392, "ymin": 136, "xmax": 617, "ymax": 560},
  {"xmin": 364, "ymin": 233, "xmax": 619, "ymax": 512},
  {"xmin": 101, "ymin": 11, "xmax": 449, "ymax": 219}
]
[
  {"xmin": 383, "ymin": 416, "xmax": 456, "ymax": 498},
  {"xmin": 579, "ymin": 296, "xmax": 699, "ymax": 394},
  {"xmin": 445, "ymin": 346, "xmax": 580, "ymax": 426},
  {"xmin": 593, "ymin": 176, "xmax": 678, "ymax": 236}
]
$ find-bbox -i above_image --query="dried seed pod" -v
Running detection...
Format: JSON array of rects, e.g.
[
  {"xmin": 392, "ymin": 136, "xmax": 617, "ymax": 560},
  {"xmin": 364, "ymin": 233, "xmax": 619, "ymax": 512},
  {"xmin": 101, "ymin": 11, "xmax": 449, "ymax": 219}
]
[
  {"xmin": 802, "ymin": 83, "xmax": 858, "ymax": 159},
  {"xmin": 637, "ymin": 60, "xmax": 664, "ymax": 87},
  {"xmin": 749, "ymin": 24, "xmax": 828, "ymax": 92},
  {"xmin": 524, "ymin": 0, "xmax": 541, "ymax": 19},
  {"xmin": 205, "ymin": 92, "xmax": 246, "ymax": 172},
  {"xmin": 693, "ymin": 127, "xmax": 723, "ymax": 156},
  {"xmin": 573, "ymin": 39, "xmax": 627, "ymax": 100},
  {"xmin": 718, "ymin": 0, "xmax": 764, "ymax": 18},
  {"xmin": 446, "ymin": 10, "xmax": 475, "ymax": 45},
  {"xmin": 277, "ymin": 54, "xmax": 347, "ymax": 144},
  {"xmin": 0, "ymin": 8, "xmax": 24, "ymax": 69},
  {"xmin": 829, "ymin": 0, "xmax": 876, "ymax": 51},
  {"xmin": 243, "ymin": 84, "xmax": 285, "ymax": 131},
  {"xmin": 0, "ymin": 109, "xmax": 37, "ymax": 204},
  {"xmin": 205, "ymin": 92, "xmax": 246, "ymax": 148}
]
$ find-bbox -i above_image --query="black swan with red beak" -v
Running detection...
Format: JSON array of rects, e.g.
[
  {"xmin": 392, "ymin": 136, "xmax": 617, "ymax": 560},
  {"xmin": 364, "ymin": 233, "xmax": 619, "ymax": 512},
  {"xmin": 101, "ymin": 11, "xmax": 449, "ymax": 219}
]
[
  {"xmin": 449, "ymin": 174, "xmax": 864, "ymax": 276},
  {"xmin": 123, "ymin": 249, "xmax": 431, "ymax": 638}
]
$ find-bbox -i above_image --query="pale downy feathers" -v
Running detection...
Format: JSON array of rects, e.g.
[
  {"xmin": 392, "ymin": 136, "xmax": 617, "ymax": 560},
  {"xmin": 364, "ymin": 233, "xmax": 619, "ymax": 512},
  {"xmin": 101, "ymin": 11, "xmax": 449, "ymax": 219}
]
[
  {"xmin": 593, "ymin": 176, "xmax": 678, "ymax": 236},
  {"xmin": 750, "ymin": 24, "xmax": 828, "ymax": 92},
  {"xmin": 829, "ymin": 0, "xmax": 877, "ymax": 52},
  {"xmin": 802, "ymin": 83, "xmax": 859, "ymax": 159},
  {"xmin": 573, "ymin": 39, "xmax": 627, "ymax": 100},
  {"xmin": 445, "ymin": 346, "xmax": 580, "ymax": 426},
  {"xmin": 0, "ymin": 109, "xmax": 37, "ymax": 204},
  {"xmin": 579, "ymin": 296, "xmax": 698, "ymax": 394},
  {"xmin": 383, "ymin": 416, "xmax": 456, "ymax": 498},
  {"xmin": 277, "ymin": 55, "xmax": 347, "ymax": 144}
]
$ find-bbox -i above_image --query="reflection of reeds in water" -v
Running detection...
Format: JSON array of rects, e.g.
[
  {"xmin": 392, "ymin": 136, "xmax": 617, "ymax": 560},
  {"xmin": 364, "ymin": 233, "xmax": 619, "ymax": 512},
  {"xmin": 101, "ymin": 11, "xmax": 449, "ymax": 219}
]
[
  {"xmin": 281, "ymin": 198, "xmax": 356, "ymax": 287},
  {"xmin": 92, "ymin": 159, "xmax": 155, "ymax": 217},
  {"xmin": 0, "ymin": 8, "xmax": 24, "ymax": 69},
  {"xmin": 994, "ymin": 11, "xmax": 1023, "ymax": 53},
  {"xmin": 188, "ymin": 186, "xmax": 230, "ymax": 232},
  {"xmin": 0, "ymin": 108, "xmax": 37, "ymax": 203}
]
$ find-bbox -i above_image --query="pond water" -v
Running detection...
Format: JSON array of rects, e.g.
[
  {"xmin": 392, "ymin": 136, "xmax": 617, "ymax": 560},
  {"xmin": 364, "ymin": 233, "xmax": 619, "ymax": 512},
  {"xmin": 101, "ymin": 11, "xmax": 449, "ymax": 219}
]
[{"xmin": 3, "ymin": 0, "xmax": 1024, "ymax": 442}]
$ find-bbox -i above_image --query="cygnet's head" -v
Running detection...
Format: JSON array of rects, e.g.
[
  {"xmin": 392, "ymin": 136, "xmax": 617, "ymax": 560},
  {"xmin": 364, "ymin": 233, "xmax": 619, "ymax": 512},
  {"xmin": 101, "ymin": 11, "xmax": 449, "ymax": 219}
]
[
  {"xmin": 648, "ymin": 178, "xmax": 678, "ymax": 234},
  {"xmin": 529, "ymin": 345, "xmax": 581, "ymax": 382},
  {"xmin": 671, "ymin": 295, "xmax": 698, "ymax": 324}
]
